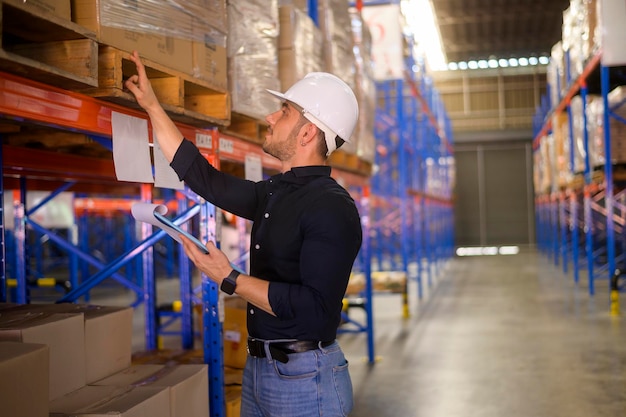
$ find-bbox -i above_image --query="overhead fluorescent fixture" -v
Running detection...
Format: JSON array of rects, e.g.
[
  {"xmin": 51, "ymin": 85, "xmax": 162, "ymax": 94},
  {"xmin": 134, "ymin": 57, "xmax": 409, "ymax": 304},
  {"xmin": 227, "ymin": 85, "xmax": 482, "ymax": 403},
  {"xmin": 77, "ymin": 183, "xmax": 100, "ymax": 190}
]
[
  {"xmin": 456, "ymin": 246, "xmax": 520, "ymax": 256},
  {"xmin": 401, "ymin": 0, "xmax": 447, "ymax": 71}
]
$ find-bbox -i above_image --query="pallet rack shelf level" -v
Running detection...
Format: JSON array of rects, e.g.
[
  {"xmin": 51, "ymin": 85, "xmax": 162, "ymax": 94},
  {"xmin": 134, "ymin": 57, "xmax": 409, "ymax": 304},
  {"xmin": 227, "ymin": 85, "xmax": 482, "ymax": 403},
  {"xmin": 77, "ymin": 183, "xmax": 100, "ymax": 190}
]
[
  {"xmin": 534, "ymin": 49, "xmax": 626, "ymax": 300},
  {"xmin": 0, "ymin": 70, "xmax": 233, "ymax": 415}
]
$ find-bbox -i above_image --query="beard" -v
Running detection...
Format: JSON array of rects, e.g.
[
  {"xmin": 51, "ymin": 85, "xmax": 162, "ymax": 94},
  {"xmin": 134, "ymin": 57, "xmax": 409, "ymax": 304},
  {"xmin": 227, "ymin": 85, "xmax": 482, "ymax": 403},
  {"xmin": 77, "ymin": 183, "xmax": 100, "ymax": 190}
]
[{"xmin": 262, "ymin": 122, "xmax": 301, "ymax": 161}]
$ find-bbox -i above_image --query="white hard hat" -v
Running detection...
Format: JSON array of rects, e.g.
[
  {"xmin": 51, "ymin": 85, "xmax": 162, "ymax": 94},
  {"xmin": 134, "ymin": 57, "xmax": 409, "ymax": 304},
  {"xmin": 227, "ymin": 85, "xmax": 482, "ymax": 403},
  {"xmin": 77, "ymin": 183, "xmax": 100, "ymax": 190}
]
[{"xmin": 267, "ymin": 72, "xmax": 359, "ymax": 156}]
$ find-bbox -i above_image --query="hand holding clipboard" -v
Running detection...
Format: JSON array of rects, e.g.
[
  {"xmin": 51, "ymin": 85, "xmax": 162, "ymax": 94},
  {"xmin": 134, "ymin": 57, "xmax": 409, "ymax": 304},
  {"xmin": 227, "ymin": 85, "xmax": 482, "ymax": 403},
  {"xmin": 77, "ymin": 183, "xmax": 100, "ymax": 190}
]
[{"xmin": 131, "ymin": 202, "xmax": 209, "ymax": 253}]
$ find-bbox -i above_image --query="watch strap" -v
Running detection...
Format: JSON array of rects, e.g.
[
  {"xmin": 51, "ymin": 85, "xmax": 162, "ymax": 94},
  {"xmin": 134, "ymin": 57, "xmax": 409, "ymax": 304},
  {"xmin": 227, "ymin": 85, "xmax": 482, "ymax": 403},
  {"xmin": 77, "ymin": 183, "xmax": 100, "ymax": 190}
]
[{"xmin": 220, "ymin": 269, "xmax": 240, "ymax": 294}]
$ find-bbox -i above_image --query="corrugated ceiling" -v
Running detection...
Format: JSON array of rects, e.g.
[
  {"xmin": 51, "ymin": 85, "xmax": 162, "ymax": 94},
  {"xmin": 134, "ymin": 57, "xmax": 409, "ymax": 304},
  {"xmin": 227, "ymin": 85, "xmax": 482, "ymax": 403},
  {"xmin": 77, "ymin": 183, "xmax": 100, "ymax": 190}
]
[{"xmin": 428, "ymin": 0, "xmax": 571, "ymax": 63}]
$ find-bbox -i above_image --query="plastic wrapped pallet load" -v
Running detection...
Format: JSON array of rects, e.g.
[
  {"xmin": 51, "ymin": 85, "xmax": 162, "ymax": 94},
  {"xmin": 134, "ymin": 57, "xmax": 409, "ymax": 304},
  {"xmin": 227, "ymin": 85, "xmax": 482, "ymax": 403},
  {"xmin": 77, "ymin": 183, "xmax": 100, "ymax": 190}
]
[
  {"xmin": 317, "ymin": 0, "xmax": 356, "ymax": 90},
  {"xmin": 277, "ymin": 3, "xmax": 324, "ymax": 92},
  {"xmin": 227, "ymin": 0, "xmax": 280, "ymax": 120},
  {"xmin": 350, "ymin": 8, "xmax": 376, "ymax": 165},
  {"xmin": 73, "ymin": 0, "xmax": 227, "ymax": 77}
]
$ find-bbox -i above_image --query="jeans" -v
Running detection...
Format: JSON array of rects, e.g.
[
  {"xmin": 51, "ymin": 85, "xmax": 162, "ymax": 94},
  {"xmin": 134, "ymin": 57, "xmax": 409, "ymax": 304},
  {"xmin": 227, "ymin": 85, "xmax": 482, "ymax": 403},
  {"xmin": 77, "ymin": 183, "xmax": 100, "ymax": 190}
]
[{"xmin": 241, "ymin": 340, "xmax": 353, "ymax": 416}]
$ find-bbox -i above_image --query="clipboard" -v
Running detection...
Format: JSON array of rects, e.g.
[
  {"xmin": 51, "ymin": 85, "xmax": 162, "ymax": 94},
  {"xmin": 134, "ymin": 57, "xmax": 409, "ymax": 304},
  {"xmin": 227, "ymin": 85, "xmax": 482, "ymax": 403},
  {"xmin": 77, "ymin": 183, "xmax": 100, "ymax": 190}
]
[
  {"xmin": 153, "ymin": 211, "xmax": 209, "ymax": 254},
  {"xmin": 131, "ymin": 202, "xmax": 246, "ymax": 275}
]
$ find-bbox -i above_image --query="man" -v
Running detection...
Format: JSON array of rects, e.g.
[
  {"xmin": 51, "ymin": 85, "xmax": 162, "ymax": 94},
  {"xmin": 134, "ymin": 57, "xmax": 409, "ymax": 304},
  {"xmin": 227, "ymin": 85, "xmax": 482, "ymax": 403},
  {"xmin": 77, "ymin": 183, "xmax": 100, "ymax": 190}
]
[{"xmin": 126, "ymin": 51, "xmax": 362, "ymax": 416}]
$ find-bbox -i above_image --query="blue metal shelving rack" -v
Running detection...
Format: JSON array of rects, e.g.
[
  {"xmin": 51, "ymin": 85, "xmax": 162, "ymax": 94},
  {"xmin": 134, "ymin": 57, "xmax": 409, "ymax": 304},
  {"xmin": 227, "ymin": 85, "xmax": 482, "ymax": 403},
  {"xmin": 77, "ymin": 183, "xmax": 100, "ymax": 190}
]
[
  {"xmin": 534, "ymin": 51, "xmax": 626, "ymax": 306},
  {"xmin": 369, "ymin": 51, "xmax": 455, "ymax": 312}
]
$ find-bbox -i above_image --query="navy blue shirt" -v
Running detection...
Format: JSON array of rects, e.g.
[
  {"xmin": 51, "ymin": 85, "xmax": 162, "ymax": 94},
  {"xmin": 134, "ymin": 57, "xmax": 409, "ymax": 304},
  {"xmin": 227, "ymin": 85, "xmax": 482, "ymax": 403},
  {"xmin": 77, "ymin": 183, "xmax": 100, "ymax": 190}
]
[{"xmin": 171, "ymin": 139, "xmax": 363, "ymax": 341}]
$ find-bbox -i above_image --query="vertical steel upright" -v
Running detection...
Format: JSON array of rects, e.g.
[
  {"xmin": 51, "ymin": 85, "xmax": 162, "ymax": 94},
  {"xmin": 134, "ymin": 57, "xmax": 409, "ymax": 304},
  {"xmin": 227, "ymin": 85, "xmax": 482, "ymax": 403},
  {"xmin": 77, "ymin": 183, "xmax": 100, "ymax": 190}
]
[
  {"xmin": 177, "ymin": 193, "xmax": 194, "ymax": 349},
  {"xmin": 199, "ymin": 200, "xmax": 225, "ymax": 417},
  {"xmin": 0, "ymin": 143, "xmax": 5, "ymax": 303},
  {"xmin": 599, "ymin": 65, "xmax": 615, "ymax": 296},
  {"xmin": 14, "ymin": 180, "xmax": 27, "ymax": 304},
  {"xmin": 140, "ymin": 183, "xmax": 157, "ymax": 350}
]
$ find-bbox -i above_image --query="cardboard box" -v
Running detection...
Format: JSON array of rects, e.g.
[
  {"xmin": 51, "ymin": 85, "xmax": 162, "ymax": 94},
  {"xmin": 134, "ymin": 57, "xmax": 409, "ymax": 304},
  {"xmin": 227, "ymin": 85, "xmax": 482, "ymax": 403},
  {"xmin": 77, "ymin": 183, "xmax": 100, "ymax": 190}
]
[
  {"xmin": 0, "ymin": 342, "xmax": 49, "ymax": 417},
  {"xmin": 192, "ymin": 32, "xmax": 228, "ymax": 91},
  {"xmin": 6, "ymin": 0, "xmax": 71, "ymax": 20},
  {"xmin": 93, "ymin": 364, "xmax": 209, "ymax": 417},
  {"xmin": 226, "ymin": 385, "xmax": 242, "ymax": 417},
  {"xmin": 73, "ymin": 305, "xmax": 133, "ymax": 384},
  {"xmin": 223, "ymin": 297, "xmax": 248, "ymax": 369},
  {"xmin": 278, "ymin": 5, "xmax": 324, "ymax": 91},
  {"xmin": 72, "ymin": 0, "xmax": 194, "ymax": 74},
  {"xmin": 0, "ymin": 311, "xmax": 86, "ymax": 400},
  {"xmin": 190, "ymin": 0, "xmax": 228, "ymax": 89},
  {"xmin": 49, "ymin": 385, "xmax": 170, "ymax": 417},
  {"xmin": 1, "ymin": 303, "xmax": 133, "ymax": 383}
]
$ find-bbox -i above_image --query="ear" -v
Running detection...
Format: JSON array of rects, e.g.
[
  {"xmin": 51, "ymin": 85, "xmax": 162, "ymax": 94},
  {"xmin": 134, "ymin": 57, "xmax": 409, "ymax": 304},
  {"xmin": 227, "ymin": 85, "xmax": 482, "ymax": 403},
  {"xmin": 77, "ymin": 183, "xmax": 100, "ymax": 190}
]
[{"xmin": 299, "ymin": 122, "xmax": 318, "ymax": 144}]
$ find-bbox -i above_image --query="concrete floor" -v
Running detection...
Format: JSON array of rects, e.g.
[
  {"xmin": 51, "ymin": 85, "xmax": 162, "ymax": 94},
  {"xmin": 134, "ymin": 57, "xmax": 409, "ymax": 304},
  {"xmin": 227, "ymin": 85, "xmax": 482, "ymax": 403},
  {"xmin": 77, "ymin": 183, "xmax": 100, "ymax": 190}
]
[
  {"xmin": 92, "ymin": 247, "xmax": 626, "ymax": 416},
  {"xmin": 340, "ymin": 248, "xmax": 626, "ymax": 417}
]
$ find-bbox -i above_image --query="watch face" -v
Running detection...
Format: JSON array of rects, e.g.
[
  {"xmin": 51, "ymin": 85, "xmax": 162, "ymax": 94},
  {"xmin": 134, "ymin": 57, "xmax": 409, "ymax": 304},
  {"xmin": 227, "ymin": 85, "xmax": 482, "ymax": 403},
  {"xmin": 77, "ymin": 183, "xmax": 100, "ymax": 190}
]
[
  {"xmin": 221, "ymin": 270, "xmax": 240, "ymax": 295},
  {"xmin": 221, "ymin": 278, "xmax": 236, "ymax": 294}
]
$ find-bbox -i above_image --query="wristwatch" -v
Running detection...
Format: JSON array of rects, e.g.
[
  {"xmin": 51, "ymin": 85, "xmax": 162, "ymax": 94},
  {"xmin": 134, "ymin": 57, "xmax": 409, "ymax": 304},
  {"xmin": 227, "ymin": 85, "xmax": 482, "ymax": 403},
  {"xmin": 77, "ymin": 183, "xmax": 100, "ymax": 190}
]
[{"xmin": 220, "ymin": 269, "xmax": 240, "ymax": 295}]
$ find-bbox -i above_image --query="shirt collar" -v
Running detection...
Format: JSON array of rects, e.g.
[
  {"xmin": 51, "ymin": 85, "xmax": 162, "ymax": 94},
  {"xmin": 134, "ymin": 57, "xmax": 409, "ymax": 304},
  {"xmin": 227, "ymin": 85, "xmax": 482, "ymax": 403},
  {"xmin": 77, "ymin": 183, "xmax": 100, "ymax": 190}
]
[{"xmin": 274, "ymin": 166, "xmax": 331, "ymax": 184}]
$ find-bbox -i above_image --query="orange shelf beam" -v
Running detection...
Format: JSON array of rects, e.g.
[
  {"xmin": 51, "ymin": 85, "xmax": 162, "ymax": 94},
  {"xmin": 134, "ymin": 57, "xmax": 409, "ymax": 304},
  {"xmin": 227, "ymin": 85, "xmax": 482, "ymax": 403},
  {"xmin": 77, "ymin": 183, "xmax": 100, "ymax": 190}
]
[
  {"xmin": 216, "ymin": 131, "xmax": 282, "ymax": 172},
  {"xmin": 0, "ymin": 72, "xmax": 368, "ymax": 188},
  {"xmin": 532, "ymin": 51, "xmax": 602, "ymax": 149},
  {"xmin": 0, "ymin": 71, "xmax": 218, "ymax": 146}
]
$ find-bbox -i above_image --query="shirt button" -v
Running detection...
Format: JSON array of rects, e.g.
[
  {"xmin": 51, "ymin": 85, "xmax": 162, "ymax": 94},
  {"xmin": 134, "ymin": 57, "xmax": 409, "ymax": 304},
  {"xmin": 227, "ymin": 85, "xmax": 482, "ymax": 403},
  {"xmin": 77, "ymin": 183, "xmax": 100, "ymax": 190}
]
[
  {"xmin": 264, "ymin": 213, "xmax": 270, "ymax": 218},
  {"xmin": 255, "ymin": 244, "xmax": 260, "ymax": 250},
  {"xmin": 250, "ymin": 308, "xmax": 255, "ymax": 315}
]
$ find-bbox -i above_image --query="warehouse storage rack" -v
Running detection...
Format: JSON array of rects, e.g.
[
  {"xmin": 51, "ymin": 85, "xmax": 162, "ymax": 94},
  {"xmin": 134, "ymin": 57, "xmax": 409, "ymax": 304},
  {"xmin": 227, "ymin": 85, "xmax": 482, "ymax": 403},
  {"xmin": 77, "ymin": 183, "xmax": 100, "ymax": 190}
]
[
  {"xmin": 0, "ymin": 2, "xmax": 457, "ymax": 415},
  {"xmin": 534, "ymin": 50, "xmax": 626, "ymax": 305},
  {"xmin": 0, "ymin": 75, "xmax": 377, "ymax": 414},
  {"xmin": 369, "ymin": 53, "xmax": 455, "ymax": 314},
  {"xmin": 0, "ymin": 7, "xmax": 378, "ymax": 417},
  {"xmin": 0, "ymin": 67, "xmax": 238, "ymax": 413}
]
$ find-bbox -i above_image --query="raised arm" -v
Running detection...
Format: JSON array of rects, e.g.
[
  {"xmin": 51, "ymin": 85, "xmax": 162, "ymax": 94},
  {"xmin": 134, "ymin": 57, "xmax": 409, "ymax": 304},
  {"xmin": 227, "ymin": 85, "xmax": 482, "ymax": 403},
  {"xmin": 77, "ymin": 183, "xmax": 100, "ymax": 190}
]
[{"xmin": 125, "ymin": 51, "xmax": 184, "ymax": 162}]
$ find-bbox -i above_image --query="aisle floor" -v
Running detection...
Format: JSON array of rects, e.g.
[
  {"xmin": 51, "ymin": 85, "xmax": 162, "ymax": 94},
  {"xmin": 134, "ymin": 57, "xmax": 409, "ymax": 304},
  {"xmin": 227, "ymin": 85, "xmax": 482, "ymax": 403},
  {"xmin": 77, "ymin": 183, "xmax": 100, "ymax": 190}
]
[
  {"xmin": 92, "ymin": 248, "xmax": 626, "ymax": 416},
  {"xmin": 340, "ymin": 248, "xmax": 626, "ymax": 417}
]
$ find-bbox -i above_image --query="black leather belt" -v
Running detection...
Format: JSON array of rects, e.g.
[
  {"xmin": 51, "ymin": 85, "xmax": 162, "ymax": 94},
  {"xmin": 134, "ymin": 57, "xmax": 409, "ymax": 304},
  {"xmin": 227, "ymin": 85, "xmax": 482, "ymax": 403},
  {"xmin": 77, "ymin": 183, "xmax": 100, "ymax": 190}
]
[{"xmin": 247, "ymin": 338, "xmax": 334, "ymax": 363}]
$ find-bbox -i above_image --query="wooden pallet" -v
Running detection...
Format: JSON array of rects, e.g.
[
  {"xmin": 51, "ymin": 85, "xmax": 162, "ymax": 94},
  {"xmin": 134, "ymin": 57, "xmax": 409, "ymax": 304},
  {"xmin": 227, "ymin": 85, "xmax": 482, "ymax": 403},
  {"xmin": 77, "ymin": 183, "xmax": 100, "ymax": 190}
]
[
  {"xmin": 221, "ymin": 112, "xmax": 268, "ymax": 145},
  {"xmin": 2, "ymin": 126, "xmax": 111, "ymax": 159},
  {"xmin": 0, "ymin": 0, "xmax": 98, "ymax": 89},
  {"xmin": 79, "ymin": 46, "xmax": 231, "ymax": 128}
]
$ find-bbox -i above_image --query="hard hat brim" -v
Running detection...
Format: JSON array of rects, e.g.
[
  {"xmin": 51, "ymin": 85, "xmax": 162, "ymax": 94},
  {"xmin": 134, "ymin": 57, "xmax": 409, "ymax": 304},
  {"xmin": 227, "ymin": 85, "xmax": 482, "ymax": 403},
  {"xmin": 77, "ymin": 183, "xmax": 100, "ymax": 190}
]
[{"xmin": 266, "ymin": 89, "xmax": 286, "ymax": 101}]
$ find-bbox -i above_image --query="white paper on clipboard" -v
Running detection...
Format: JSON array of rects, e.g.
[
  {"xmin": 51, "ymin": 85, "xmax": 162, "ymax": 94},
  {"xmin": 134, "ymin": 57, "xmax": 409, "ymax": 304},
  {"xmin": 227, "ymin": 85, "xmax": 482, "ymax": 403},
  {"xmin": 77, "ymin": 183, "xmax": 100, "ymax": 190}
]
[{"xmin": 131, "ymin": 202, "xmax": 208, "ymax": 253}]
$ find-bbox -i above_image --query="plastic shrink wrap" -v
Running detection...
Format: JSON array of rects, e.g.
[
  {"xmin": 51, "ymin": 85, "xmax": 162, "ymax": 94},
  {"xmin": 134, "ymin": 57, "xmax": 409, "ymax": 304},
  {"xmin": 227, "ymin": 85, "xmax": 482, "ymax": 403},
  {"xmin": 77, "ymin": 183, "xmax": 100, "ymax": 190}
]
[{"xmin": 227, "ymin": 0, "xmax": 280, "ymax": 120}]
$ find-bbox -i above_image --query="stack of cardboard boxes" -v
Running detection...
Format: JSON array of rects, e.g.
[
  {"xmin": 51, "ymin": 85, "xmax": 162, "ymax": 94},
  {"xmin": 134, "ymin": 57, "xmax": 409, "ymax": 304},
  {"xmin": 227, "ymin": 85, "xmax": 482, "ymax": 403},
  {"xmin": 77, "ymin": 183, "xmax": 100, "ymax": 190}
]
[
  {"xmin": 0, "ymin": 303, "xmax": 209, "ymax": 417},
  {"xmin": 71, "ymin": 0, "xmax": 228, "ymax": 91},
  {"xmin": 277, "ymin": 3, "xmax": 325, "ymax": 92},
  {"xmin": 222, "ymin": 296, "xmax": 249, "ymax": 417}
]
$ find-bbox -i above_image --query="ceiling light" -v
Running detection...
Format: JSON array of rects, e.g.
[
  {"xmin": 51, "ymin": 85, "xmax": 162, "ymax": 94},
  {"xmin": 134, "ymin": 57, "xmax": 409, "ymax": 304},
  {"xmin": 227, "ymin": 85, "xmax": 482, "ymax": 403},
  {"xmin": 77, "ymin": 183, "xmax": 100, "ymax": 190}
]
[
  {"xmin": 488, "ymin": 59, "xmax": 498, "ymax": 68},
  {"xmin": 499, "ymin": 246, "xmax": 520, "ymax": 255},
  {"xmin": 401, "ymin": 0, "xmax": 447, "ymax": 71},
  {"xmin": 478, "ymin": 60, "xmax": 488, "ymax": 68},
  {"xmin": 539, "ymin": 56, "xmax": 550, "ymax": 65},
  {"xmin": 468, "ymin": 60, "xmax": 478, "ymax": 69},
  {"xmin": 518, "ymin": 57, "xmax": 529, "ymax": 66},
  {"xmin": 458, "ymin": 61, "xmax": 468, "ymax": 70},
  {"xmin": 448, "ymin": 62, "xmax": 459, "ymax": 70},
  {"xmin": 498, "ymin": 59, "xmax": 509, "ymax": 67},
  {"xmin": 508, "ymin": 58, "xmax": 519, "ymax": 67},
  {"xmin": 529, "ymin": 57, "xmax": 539, "ymax": 65}
]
